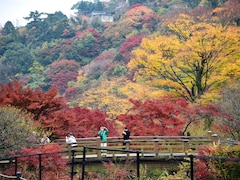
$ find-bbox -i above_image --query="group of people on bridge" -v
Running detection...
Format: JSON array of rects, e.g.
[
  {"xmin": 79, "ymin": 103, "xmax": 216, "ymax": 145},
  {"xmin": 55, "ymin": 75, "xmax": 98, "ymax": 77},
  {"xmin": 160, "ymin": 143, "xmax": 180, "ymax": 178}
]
[{"xmin": 65, "ymin": 126, "xmax": 131, "ymax": 151}]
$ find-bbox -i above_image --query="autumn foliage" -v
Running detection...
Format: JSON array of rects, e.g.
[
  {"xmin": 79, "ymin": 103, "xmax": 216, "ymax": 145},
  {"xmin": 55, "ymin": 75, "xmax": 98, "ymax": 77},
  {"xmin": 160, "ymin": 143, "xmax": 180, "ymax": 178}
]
[
  {"xmin": 0, "ymin": 80, "xmax": 118, "ymax": 138},
  {"xmin": 82, "ymin": 50, "xmax": 116, "ymax": 79},
  {"xmin": 1, "ymin": 1, "xmax": 240, "ymax": 179},
  {"xmin": 128, "ymin": 15, "xmax": 240, "ymax": 102},
  {"xmin": 195, "ymin": 145, "xmax": 240, "ymax": 180},
  {"xmin": 75, "ymin": 27, "xmax": 102, "ymax": 57},
  {"xmin": 118, "ymin": 96, "xmax": 188, "ymax": 136},
  {"xmin": 102, "ymin": 4, "xmax": 157, "ymax": 48},
  {"xmin": 45, "ymin": 106, "xmax": 119, "ymax": 138},
  {"xmin": 117, "ymin": 95, "xmax": 223, "ymax": 136},
  {"xmin": 4, "ymin": 144, "xmax": 68, "ymax": 180},
  {"xmin": 0, "ymin": 80, "xmax": 64, "ymax": 123},
  {"xmin": 119, "ymin": 35, "xmax": 143, "ymax": 62},
  {"xmin": 46, "ymin": 59, "xmax": 80, "ymax": 94}
]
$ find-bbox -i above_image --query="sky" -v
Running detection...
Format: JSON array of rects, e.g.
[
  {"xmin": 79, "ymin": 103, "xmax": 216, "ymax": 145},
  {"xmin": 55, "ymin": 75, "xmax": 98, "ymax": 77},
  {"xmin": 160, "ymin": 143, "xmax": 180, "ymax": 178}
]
[{"xmin": 0, "ymin": 0, "xmax": 79, "ymax": 27}]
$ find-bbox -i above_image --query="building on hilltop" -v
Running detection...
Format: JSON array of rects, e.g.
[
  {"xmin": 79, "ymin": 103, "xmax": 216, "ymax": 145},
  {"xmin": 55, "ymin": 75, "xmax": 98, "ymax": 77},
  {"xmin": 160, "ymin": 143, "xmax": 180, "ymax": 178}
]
[{"xmin": 90, "ymin": 11, "xmax": 114, "ymax": 22}]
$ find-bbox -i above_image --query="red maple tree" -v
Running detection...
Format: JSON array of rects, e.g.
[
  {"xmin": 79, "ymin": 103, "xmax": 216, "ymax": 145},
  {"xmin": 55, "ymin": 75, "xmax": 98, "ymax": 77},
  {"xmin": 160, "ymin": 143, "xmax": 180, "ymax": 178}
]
[
  {"xmin": 118, "ymin": 96, "xmax": 188, "ymax": 136},
  {"xmin": 0, "ymin": 80, "xmax": 119, "ymax": 138},
  {"xmin": 118, "ymin": 96, "xmax": 221, "ymax": 136},
  {"xmin": 45, "ymin": 106, "xmax": 119, "ymax": 138},
  {"xmin": 119, "ymin": 35, "xmax": 143, "ymax": 63},
  {"xmin": 0, "ymin": 80, "xmax": 64, "ymax": 123}
]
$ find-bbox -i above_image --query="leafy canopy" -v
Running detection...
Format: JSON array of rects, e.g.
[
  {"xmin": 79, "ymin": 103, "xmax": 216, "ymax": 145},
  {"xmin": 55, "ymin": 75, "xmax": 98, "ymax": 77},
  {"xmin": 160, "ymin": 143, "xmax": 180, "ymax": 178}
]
[
  {"xmin": 118, "ymin": 96, "xmax": 188, "ymax": 136},
  {"xmin": 128, "ymin": 14, "xmax": 240, "ymax": 102},
  {"xmin": 0, "ymin": 106, "xmax": 37, "ymax": 159}
]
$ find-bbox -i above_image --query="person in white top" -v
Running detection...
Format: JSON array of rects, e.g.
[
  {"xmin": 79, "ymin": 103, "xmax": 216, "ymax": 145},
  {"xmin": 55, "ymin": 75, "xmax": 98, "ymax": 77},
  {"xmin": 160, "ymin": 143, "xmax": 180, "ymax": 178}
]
[
  {"xmin": 66, "ymin": 132, "xmax": 77, "ymax": 147},
  {"xmin": 41, "ymin": 134, "xmax": 50, "ymax": 144}
]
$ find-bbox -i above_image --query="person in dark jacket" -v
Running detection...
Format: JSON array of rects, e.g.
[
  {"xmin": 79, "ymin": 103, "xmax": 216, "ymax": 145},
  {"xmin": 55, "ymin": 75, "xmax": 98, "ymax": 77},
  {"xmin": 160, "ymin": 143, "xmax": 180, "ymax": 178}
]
[{"xmin": 122, "ymin": 127, "xmax": 130, "ymax": 146}]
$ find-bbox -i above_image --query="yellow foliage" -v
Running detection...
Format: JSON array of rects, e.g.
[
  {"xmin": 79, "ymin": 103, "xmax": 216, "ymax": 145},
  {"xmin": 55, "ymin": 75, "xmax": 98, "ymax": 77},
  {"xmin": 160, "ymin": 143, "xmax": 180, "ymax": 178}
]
[
  {"xmin": 128, "ymin": 16, "xmax": 240, "ymax": 102},
  {"xmin": 168, "ymin": 14, "xmax": 194, "ymax": 40},
  {"xmin": 77, "ymin": 78, "xmax": 165, "ymax": 118}
]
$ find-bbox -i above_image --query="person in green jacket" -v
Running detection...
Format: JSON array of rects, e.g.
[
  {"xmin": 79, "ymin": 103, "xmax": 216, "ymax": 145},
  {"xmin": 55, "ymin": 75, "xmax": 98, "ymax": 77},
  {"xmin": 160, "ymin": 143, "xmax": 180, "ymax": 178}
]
[{"xmin": 98, "ymin": 126, "xmax": 109, "ymax": 156}]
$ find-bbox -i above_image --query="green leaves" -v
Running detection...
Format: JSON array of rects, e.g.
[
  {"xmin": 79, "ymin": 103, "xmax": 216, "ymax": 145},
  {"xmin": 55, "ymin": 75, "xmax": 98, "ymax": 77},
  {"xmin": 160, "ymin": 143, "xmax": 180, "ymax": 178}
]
[
  {"xmin": 0, "ymin": 106, "xmax": 36, "ymax": 158},
  {"xmin": 2, "ymin": 42, "xmax": 33, "ymax": 74}
]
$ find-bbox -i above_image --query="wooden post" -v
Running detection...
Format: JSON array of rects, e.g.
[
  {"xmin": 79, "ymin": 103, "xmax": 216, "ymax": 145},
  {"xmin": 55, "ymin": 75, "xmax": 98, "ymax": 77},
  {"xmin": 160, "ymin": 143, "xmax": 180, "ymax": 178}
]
[
  {"xmin": 126, "ymin": 140, "xmax": 130, "ymax": 150},
  {"xmin": 154, "ymin": 138, "xmax": 159, "ymax": 156},
  {"xmin": 169, "ymin": 142, "xmax": 173, "ymax": 156},
  {"xmin": 67, "ymin": 145, "xmax": 71, "ymax": 160},
  {"xmin": 126, "ymin": 140, "xmax": 130, "ymax": 158},
  {"xmin": 207, "ymin": 131, "xmax": 213, "ymax": 139},
  {"xmin": 211, "ymin": 134, "xmax": 220, "ymax": 146},
  {"xmin": 97, "ymin": 137, "xmax": 101, "ymax": 158},
  {"xmin": 183, "ymin": 139, "xmax": 190, "ymax": 155}
]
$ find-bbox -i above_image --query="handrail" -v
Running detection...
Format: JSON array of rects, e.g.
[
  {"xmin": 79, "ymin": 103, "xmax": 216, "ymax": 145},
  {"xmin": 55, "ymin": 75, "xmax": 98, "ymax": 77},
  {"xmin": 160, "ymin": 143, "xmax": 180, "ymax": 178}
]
[
  {"xmin": 54, "ymin": 135, "xmax": 211, "ymax": 143},
  {"xmin": 52, "ymin": 135, "xmax": 216, "ymax": 157},
  {"xmin": 1, "ymin": 151, "xmax": 239, "ymax": 180},
  {"xmin": 0, "ymin": 173, "xmax": 27, "ymax": 180},
  {"xmin": 55, "ymin": 135, "xmax": 211, "ymax": 141},
  {"xmin": 0, "ymin": 134, "xmax": 225, "ymax": 164}
]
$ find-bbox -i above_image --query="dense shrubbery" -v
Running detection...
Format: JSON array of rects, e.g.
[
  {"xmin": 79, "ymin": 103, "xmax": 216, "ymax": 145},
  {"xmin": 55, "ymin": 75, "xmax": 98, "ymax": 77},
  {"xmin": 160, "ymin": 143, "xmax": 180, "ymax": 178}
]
[
  {"xmin": 195, "ymin": 145, "xmax": 240, "ymax": 180},
  {"xmin": 3, "ymin": 144, "xmax": 69, "ymax": 180},
  {"xmin": 165, "ymin": 144, "xmax": 240, "ymax": 180}
]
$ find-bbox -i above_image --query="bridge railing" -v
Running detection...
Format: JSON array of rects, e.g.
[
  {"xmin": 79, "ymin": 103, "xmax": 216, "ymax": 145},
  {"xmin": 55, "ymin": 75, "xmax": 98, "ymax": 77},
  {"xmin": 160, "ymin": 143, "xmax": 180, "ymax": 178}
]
[
  {"xmin": 1, "ymin": 149, "xmax": 239, "ymax": 180},
  {"xmin": 54, "ymin": 135, "xmax": 215, "ymax": 158}
]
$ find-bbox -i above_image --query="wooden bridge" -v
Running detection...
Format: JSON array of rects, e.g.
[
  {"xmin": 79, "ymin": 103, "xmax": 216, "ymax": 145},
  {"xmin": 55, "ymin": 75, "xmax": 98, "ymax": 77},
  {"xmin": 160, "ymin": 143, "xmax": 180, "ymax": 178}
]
[
  {"xmin": 54, "ymin": 131, "xmax": 222, "ymax": 160},
  {"xmin": 1, "ymin": 132, "xmax": 237, "ymax": 180}
]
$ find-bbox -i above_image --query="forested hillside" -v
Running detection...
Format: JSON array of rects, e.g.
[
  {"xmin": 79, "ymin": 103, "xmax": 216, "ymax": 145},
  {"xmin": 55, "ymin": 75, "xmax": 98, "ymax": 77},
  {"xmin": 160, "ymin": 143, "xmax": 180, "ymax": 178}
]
[
  {"xmin": 0, "ymin": 0, "xmax": 240, "ymax": 149},
  {"xmin": 0, "ymin": 0, "xmax": 240, "ymax": 179}
]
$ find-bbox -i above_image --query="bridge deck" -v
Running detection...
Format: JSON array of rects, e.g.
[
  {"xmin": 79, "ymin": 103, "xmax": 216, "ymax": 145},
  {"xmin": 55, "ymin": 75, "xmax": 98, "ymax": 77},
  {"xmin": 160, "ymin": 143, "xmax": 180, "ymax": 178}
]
[{"xmin": 1, "ymin": 134, "xmax": 223, "ymax": 164}]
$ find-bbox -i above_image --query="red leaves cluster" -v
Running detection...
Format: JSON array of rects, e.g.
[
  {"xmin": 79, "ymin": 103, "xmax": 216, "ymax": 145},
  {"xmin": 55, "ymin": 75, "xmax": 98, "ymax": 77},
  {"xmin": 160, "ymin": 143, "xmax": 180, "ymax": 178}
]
[
  {"xmin": 118, "ymin": 95, "xmax": 222, "ymax": 136},
  {"xmin": 0, "ymin": 80, "xmax": 118, "ymax": 139},
  {"xmin": 48, "ymin": 59, "xmax": 80, "ymax": 73},
  {"xmin": 47, "ymin": 106, "xmax": 118, "ymax": 138},
  {"xmin": 46, "ymin": 59, "xmax": 80, "ymax": 94},
  {"xmin": 64, "ymin": 87, "xmax": 79, "ymax": 101},
  {"xmin": 118, "ymin": 96, "xmax": 188, "ymax": 136},
  {"xmin": 5, "ymin": 144, "xmax": 69, "ymax": 180},
  {"xmin": 142, "ymin": 14, "xmax": 159, "ymax": 31},
  {"xmin": 194, "ymin": 145, "xmax": 240, "ymax": 179},
  {"xmin": 50, "ymin": 71, "xmax": 78, "ymax": 94},
  {"xmin": 0, "ymin": 80, "xmax": 64, "ymax": 124},
  {"xmin": 119, "ymin": 35, "xmax": 143, "ymax": 62}
]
